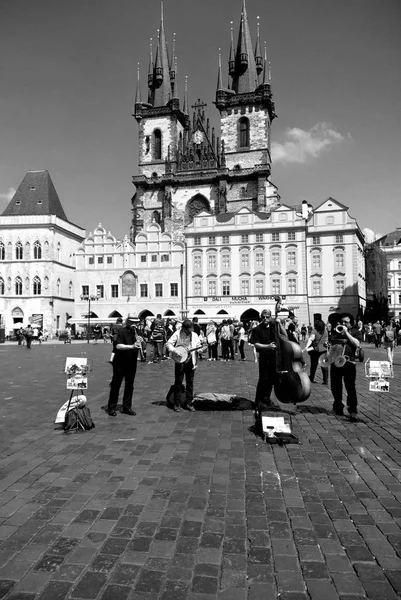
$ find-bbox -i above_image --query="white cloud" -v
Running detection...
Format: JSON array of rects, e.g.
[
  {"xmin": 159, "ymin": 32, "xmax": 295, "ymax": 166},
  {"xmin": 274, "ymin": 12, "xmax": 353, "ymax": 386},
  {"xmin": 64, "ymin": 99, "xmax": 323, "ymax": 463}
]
[
  {"xmin": 0, "ymin": 187, "xmax": 16, "ymax": 212},
  {"xmin": 272, "ymin": 123, "xmax": 345, "ymax": 164},
  {"xmin": 363, "ymin": 228, "xmax": 383, "ymax": 243}
]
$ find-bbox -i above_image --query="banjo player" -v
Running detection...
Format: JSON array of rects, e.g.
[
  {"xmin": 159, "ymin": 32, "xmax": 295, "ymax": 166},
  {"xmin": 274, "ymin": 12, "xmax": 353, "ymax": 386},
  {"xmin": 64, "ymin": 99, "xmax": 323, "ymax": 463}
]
[{"xmin": 165, "ymin": 319, "xmax": 201, "ymax": 413}]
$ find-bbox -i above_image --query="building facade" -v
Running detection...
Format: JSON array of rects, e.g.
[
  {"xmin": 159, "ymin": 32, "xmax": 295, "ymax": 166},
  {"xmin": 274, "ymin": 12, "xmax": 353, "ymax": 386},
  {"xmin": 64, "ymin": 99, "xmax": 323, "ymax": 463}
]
[
  {"xmin": 0, "ymin": 171, "xmax": 85, "ymax": 336},
  {"xmin": 376, "ymin": 228, "xmax": 401, "ymax": 319},
  {"xmin": 72, "ymin": 222, "xmax": 185, "ymax": 329}
]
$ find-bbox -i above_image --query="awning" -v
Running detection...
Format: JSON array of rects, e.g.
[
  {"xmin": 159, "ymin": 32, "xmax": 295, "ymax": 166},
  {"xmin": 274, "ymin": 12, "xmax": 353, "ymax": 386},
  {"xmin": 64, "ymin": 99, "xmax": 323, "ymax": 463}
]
[{"xmin": 67, "ymin": 318, "xmax": 124, "ymax": 326}]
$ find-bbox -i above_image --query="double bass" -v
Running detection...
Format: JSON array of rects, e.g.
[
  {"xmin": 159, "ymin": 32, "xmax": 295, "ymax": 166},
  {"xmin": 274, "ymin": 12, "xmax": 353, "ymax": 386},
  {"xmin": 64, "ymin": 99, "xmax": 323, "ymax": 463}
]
[{"xmin": 272, "ymin": 297, "xmax": 311, "ymax": 404}]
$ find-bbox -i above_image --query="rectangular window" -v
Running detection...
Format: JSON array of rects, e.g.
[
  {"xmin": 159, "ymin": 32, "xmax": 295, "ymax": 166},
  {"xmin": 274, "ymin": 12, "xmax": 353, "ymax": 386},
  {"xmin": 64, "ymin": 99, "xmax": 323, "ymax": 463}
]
[
  {"xmin": 194, "ymin": 255, "xmax": 202, "ymax": 270},
  {"xmin": 335, "ymin": 235, "xmax": 343, "ymax": 243},
  {"xmin": 272, "ymin": 278, "xmax": 281, "ymax": 295},
  {"xmin": 151, "ymin": 255, "xmax": 157, "ymax": 263},
  {"xmin": 208, "ymin": 236, "xmax": 216, "ymax": 245},
  {"xmin": 194, "ymin": 237, "xmax": 201, "ymax": 246},
  {"xmin": 241, "ymin": 234, "xmax": 249, "ymax": 243},
  {"xmin": 141, "ymin": 255, "xmax": 146, "ymax": 263},
  {"xmin": 255, "ymin": 279, "xmax": 264, "ymax": 295},
  {"xmin": 255, "ymin": 252, "xmax": 264, "ymax": 267},
  {"xmin": 256, "ymin": 233, "xmax": 264, "ymax": 243},
  {"xmin": 222, "ymin": 280, "xmax": 230, "ymax": 296},
  {"xmin": 208, "ymin": 280, "xmax": 217, "ymax": 296},
  {"xmin": 312, "ymin": 236, "xmax": 321, "ymax": 245},
  {"xmin": 241, "ymin": 253, "xmax": 249, "ymax": 268},
  {"xmin": 241, "ymin": 280, "xmax": 250, "ymax": 295},
  {"xmin": 335, "ymin": 253, "xmax": 344, "ymax": 268},
  {"xmin": 222, "ymin": 254, "xmax": 230, "ymax": 269},
  {"xmin": 287, "ymin": 251, "xmax": 296, "ymax": 266},
  {"xmin": 398, "ymin": 294, "xmax": 401, "ymax": 303},
  {"xmin": 194, "ymin": 280, "xmax": 202, "ymax": 296},
  {"xmin": 97, "ymin": 256, "xmax": 103, "ymax": 264},
  {"xmin": 96, "ymin": 285, "xmax": 104, "ymax": 299},
  {"xmin": 170, "ymin": 283, "xmax": 178, "ymax": 297},
  {"xmin": 82, "ymin": 285, "xmax": 89, "ymax": 296},
  {"xmin": 161, "ymin": 254, "xmax": 170, "ymax": 262},
  {"xmin": 107, "ymin": 256, "xmax": 113, "ymax": 264},
  {"xmin": 88, "ymin": 257, "xmax": 94, "ymax": 265},
  {"xmin": 272, "ymin": 232, "xmax": 280, "ymax": 242},
  {"xmin": 398, "ymin": 278, "xmax": 401, "ymax": 287},
  {"xmin": 208, "ymin": 254, "xmax": 216, "ymax": 269},
  {"xmin": 271, "ymin": 252, "xmax": 280, "ymax": 267},
  {"xmin": 312, "ymin": 280, "xmax": 321, "ymax": 296},
  {"xmin": 287, "ymin": 232, "xmax": 296, "ymax": 241},
  {"xmin": 155, "ymin": 283, "xmax": 163, "ymax": 297},
  {"xmin": 111, "ymin": 285, "xmax": 119, "ymax": 298},
  {"xmin": 140, "ymin": 283, "xmax": 148, "ymax": 297},
  {"xmin": 336, "ymin": 279, "xmax": 345, "ymax": 295},
  {"xmin": 222, "ymin": 235, "xmax": 230, "ymax": 244},
  {"xmin": 312, "ymin": 253, "xmax": 321, "ymax": 268},
  {"xmin": 288, "ymin": 278, "xmax": 297, "ymax": 294}
]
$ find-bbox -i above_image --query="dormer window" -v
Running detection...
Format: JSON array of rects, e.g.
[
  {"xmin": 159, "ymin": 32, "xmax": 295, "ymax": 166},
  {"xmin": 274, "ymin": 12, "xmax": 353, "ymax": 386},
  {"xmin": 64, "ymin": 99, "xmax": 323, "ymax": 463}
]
[{"xmin": 238, "ymin": 117, "xmax": 250, "ymax": 148}]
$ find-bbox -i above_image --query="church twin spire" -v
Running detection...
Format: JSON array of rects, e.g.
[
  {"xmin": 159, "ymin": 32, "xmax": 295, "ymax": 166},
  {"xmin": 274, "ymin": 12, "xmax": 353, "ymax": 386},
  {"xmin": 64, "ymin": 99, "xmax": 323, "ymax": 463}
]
[{"xmin": 217, "ymin": 0, "xmax": 272, "ymax": 97}]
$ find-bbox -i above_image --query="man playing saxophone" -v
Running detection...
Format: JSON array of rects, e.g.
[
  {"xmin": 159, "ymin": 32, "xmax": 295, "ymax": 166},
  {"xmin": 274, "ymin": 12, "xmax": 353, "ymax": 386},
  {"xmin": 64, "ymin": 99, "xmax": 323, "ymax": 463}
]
[{"xmin": 330, "ymin": 314, "xmax": 362, "ymax": 422}]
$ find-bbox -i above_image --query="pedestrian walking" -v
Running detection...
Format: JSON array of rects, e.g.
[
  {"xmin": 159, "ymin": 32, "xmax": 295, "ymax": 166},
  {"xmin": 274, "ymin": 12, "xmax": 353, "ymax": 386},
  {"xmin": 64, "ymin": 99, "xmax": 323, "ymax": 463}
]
[
  {"xmin": 382, "ymin": 321, "xmax": 396, "ymax": 365},
  {"xmin": 304, "ymin": 319, "xmax": 329, "ymax": 385}
]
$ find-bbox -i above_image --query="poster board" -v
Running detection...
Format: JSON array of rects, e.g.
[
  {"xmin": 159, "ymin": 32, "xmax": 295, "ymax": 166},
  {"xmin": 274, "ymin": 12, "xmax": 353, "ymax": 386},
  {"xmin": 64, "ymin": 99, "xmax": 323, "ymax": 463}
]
[{"xmin": 65, "ymin": 357, "xmax": 89, "ymax": 390}]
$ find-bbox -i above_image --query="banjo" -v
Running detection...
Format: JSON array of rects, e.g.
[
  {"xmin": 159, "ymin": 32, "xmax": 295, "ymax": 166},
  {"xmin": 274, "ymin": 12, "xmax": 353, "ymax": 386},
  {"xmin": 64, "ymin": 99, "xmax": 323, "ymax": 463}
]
[{"xmin": 170, "ymin": 344, "xmax": 202, "ymax": 364}]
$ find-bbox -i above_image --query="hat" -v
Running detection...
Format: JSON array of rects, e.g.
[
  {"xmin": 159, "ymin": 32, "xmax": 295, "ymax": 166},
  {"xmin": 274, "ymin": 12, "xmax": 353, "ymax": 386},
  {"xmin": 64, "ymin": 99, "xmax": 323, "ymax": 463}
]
[
  {"xmin": 182, "ymin": 319, "xmax": 193, "ymax": 329},
  {"xmin": 126, "ymin": 313, "xmax": 137, "ymax": 321}
]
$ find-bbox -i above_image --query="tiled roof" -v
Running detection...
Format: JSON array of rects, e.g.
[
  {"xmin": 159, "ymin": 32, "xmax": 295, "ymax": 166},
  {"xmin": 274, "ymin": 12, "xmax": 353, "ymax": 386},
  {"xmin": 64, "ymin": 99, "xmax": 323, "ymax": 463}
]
[
  {"xmin": 376, "ymin": 230, "xmax": 401, "ymax": 246},
  {"xmin": 1, "ymin": 170, "xmax": 68, "ymax": 221}
]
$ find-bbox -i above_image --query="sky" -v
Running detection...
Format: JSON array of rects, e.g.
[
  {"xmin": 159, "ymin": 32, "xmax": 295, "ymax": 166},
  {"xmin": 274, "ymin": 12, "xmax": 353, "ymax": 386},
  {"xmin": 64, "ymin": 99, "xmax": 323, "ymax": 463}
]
[{"xmin": 0, "ymin": 0, "xmax": 400, "ymax": 241}]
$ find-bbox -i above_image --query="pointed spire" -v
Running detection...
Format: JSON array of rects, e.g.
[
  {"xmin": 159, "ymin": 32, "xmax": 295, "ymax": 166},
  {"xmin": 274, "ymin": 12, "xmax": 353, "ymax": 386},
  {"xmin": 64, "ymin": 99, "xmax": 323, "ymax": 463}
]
[
  {"xmin": 147, "ymin": 38, "xmax": 153, "ymax": 86},
  {"xmin": 170, "ymin": 32, "xmax": 176, "ymax": 72},
  {"xmin": 229, "ymin": 21, "xmax": 235, "ymax": 77},
  {"xmin": 171, "ymin": 56, "xmax": 179, "ymax": 99},
  {"xmin": 254, "ymin": 15, "xmax": 263, "ymax": 76},
  {"xmin": 183, "ymin": 75, "xmax": 188, "ymax": 114},
  {"xmin": 150, "ymin": 0, "xmax": 173, "ymax": 107},
  {"xmin": 232, "ymin": 0, "xmax": 258, "ymax": 94},
  {"xmin": 216, "ymin": 49, "xmax": 224, "ymax": 91},
  {"xmin": 135, "ymin": 63, "xmax": 142, "ymax": 104},
  {"xmin": 262, "ymin": 42, "xmax": 268, "ymax": 84}
]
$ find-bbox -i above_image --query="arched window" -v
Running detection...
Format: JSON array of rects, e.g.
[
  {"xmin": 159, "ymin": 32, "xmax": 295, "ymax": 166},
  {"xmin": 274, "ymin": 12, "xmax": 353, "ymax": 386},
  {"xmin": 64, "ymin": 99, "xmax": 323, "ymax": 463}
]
[
  {"xmin": 15, "ymin": 276, "xmax": 22, "ymax": 295},
  {"xmin": 69, "ymin": 281, "xmax": 73, "ymax": 298},
  {"xmin": 0, "ymin": 242, "xmax": 5, "ymax": 260},
  {"xmin": 56, "ymin": 278, "xmax": 61, "ymax": 295},
  {"xmin": 16, "ymin": 241, "xmax": 23, "ymax": 260},
  {"xmin": 154, "ymin": 129, "xmax": 162, "ymax": 160},
  {"xmin": 239, "ymin": 117, "xmax": 250, "ymax": 148},
  {"xmin": 33, "ymin": 276, "xmax": 41, "ymax": 295},
  {"xmin": 56, "ymin": 242, "xmax": 61, "ymax": 261},
  {"xmin": 33, "ymin": 241, "xmax": 42, "ymax": 260},
  {"xmin": 0, "ymin": 277, "xmax": 4, "ymax": 295}
]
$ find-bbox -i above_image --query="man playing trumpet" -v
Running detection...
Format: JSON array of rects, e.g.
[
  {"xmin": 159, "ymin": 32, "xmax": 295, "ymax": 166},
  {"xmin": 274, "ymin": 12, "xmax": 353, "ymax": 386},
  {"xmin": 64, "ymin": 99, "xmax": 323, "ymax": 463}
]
[
  {"xmin": 166, "ymin": 319, "xmax": 201, "ymax": 412},
  {"xmin": 329, "ymin": 314, "xmax": 362, "ymax": 422}
]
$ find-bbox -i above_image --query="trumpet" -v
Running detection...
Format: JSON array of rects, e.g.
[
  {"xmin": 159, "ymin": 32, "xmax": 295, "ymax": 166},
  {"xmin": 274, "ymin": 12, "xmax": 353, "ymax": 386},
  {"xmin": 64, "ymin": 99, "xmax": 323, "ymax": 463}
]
[{"xmin": 335, "ymin": 324, "xmax": 347, "ymax": 333}]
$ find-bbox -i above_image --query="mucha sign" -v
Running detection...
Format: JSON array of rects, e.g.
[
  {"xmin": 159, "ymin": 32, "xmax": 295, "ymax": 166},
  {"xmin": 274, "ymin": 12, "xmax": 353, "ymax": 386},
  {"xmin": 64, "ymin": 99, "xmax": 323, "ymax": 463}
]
[{"xmin": 121, "ymin": 272, "xmax": 137, "ymax": 297}]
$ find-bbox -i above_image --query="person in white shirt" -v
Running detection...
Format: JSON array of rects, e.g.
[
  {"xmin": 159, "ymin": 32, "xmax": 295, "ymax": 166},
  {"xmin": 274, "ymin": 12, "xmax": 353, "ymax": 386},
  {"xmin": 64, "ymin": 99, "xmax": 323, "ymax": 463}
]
[{"xmin": 166, "ymin": 319, "xmax": 200, "ymax": 412}]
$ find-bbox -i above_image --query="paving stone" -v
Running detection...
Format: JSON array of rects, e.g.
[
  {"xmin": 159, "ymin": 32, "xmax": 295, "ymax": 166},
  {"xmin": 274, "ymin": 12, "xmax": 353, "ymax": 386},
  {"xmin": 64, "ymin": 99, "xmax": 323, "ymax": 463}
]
[
  {"xmin": 71, "ymin": 572, "xmax": 107, "ymax": 599},
  {"xmin": 36, "ymin": 581, "xmax": 72, "ymax": 600}
]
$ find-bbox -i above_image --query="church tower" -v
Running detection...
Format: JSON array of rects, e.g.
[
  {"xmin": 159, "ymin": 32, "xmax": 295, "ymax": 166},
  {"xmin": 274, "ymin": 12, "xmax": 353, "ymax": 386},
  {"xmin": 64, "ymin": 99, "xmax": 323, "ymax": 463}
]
[
  {"xmin": 215, "ymin": 0, "xmax": 278, "ymax": 211},
  {"xmin": 131, "ymin": 0, "xmax": 279, "ymax": 243}
]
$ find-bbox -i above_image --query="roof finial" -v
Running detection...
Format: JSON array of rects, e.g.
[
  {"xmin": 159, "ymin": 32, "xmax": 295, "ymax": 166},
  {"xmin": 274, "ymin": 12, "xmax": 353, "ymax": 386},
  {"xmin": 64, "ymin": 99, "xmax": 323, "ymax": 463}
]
[
  {"xmin": 135, "ymin": 62, "xmax": 142, "ymax": 104},
  {"xmin": 229, "ymin": 21, "xmax": 235, "ymax": 78},
  {"xmin": 217, "ymin": 48, "xmax": 224, "ymax": 92},
  {"xmin": 170, "ymin": 32, "xmax": 176, "ymax": 71},
  {"xmin": 255, "ymin": 15, "xmax": 263, "ymax": 75},
  {"xmin": 183, "ymin": 75, "xmax": 189, "ymax": 114}
]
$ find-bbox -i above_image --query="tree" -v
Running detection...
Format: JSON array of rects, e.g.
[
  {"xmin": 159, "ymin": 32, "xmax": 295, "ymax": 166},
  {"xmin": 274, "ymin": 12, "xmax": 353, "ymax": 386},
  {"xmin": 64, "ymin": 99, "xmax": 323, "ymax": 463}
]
[{"xmin": 364, "ymin": 243, "xmax": 388, "ymax": 322}]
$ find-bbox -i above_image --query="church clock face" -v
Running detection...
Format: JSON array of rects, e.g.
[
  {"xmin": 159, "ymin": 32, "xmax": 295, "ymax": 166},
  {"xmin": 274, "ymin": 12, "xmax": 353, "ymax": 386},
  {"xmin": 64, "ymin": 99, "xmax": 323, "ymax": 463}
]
[{"xmin": 193, "ymin": 130, "xmax": 204, "ymax": 145}]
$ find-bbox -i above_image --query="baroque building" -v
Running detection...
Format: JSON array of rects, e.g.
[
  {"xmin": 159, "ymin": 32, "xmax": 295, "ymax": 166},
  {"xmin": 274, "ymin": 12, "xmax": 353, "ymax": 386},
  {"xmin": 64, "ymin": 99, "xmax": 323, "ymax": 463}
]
[
  {"xmin": 71, "ymin": 223, "xmax": 185, "ymax": 329},
  {"xmin": 0, "ymin": 171, "xmax": 85, "ymax": 336},
  {"xmin": 376, "ymin": 228, "xmax": 401, "ymax": 320}
]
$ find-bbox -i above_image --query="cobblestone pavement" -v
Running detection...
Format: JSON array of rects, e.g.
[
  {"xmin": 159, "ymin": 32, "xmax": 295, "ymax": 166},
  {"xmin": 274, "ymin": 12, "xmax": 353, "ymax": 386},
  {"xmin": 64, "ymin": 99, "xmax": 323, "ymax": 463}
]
[{"xmin": 0, "ymin": 340, "xmax": 400, "ymax": 600}]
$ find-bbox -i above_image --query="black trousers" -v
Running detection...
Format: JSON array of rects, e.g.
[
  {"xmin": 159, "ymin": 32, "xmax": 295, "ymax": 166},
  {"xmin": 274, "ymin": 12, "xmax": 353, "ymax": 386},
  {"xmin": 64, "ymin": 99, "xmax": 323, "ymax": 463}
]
[
  {"xmin": 108, "ymin": 360, "xmax": 138, "ymax": 411},
  {"xmin": 239, "ymin": 339, "xmax": 245, "ymax": 359},
  {"xmin": 255, "ymin": 361, "xmax": 277, "ymax": 406},
  {"xmin": 174, "ymin": 358, "xmax": 194, "ymax": 405},
  {"xmin": 330, "ymin": 361, "xmax": 357, "ymax": 414}
]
